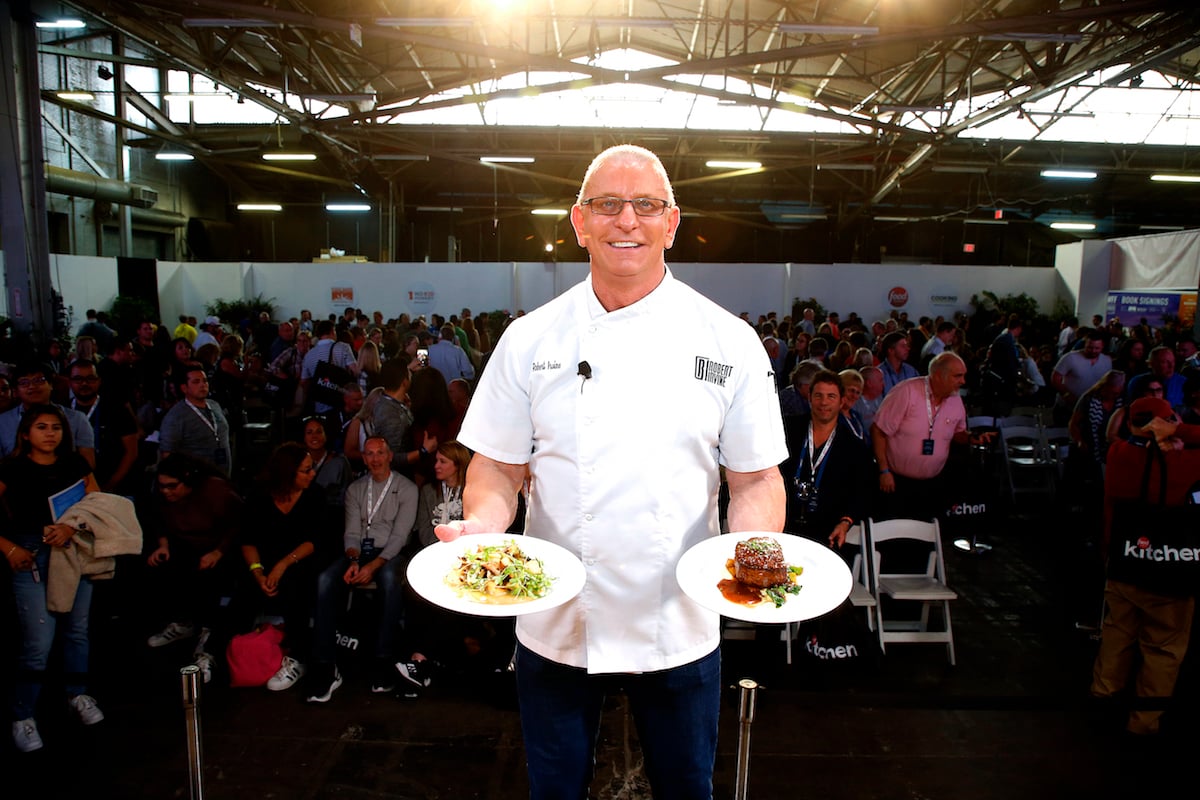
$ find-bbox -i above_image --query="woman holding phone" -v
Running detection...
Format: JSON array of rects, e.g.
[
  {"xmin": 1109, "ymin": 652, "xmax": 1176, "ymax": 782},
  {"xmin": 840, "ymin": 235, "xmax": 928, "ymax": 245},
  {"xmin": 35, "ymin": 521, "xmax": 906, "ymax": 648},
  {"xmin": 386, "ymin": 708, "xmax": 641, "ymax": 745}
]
[{"xmin": 0, "ymin": 404, "xmax": 101, "ymax": 752}]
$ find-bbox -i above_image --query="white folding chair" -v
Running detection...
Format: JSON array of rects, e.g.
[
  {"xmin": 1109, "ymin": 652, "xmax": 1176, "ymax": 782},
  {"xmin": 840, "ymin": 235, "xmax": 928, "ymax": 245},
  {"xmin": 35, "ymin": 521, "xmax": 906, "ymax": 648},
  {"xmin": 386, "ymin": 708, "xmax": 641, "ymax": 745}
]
[
  {"xmin": 844, "ymin": 523, "xmax": 877, "ymax": 631},
  {"xmin": 995, "ymin": 414, "xmax": 1040, "ymax": 429},
  {"xmin": 1041, "ymin": 426, "xmax": 1071, "ymax": 480},
  {"xmin": 869, "ymin": 517, "xmax": 958, "ymax": 665}
]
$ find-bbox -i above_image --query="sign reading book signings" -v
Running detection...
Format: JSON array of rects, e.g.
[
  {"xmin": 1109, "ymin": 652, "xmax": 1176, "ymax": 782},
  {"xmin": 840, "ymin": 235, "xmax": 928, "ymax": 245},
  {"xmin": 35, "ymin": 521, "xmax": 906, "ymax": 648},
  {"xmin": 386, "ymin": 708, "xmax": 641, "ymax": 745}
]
[{"xmin": 1105, "ymin": 290, "xmax": 1196, "ymax": 330}]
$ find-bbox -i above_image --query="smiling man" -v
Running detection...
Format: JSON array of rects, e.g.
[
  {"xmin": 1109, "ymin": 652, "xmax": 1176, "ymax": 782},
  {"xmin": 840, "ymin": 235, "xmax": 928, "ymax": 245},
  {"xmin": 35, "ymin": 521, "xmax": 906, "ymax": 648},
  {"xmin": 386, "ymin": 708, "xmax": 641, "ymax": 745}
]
[{"xmin": 435, "ymin": 145, "xmax": 786, "ymax": 799}]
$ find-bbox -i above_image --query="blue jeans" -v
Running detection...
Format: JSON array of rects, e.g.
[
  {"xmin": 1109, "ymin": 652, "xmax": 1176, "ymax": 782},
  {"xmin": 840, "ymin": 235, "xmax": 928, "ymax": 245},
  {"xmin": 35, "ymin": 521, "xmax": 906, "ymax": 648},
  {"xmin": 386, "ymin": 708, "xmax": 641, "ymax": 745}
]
[
  {"xmin": 312, "ymin": 556, "xmax": 404, "ymax": 664},
  {"xmin": 11, "ymin": 547, "xmax": 93, "ymax": 720},
  {"xmin": 515, "ymin": 644, "xmax": 721, "ymax": 800}
]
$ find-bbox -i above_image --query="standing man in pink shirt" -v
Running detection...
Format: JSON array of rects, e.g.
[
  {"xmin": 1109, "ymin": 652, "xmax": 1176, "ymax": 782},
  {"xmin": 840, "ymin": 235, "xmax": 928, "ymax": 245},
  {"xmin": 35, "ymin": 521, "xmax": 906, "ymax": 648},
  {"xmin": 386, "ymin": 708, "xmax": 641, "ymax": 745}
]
[{"xmin": 871, "ymin": 352, "xmax": 994, "ymax": 520}]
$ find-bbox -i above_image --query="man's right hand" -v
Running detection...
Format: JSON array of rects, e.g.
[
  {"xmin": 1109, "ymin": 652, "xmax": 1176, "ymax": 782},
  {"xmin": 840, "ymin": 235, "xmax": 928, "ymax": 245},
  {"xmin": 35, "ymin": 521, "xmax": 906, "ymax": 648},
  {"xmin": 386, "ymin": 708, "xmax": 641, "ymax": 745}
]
[
  {"xmin": 879, "ymin": 472, "xmax": 896, "ymax": 493},
  {"xmin": 435, "ymin": 518, "xmax": 487, "ymax": 542}
]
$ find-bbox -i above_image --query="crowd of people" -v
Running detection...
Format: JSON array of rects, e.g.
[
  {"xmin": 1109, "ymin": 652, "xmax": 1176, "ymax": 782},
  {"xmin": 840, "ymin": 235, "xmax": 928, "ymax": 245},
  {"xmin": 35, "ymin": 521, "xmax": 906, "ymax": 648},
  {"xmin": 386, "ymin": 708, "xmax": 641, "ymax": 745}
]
[{"xmin": 1, "ymin": 144, "xmax": 1194, "ymax": 787}]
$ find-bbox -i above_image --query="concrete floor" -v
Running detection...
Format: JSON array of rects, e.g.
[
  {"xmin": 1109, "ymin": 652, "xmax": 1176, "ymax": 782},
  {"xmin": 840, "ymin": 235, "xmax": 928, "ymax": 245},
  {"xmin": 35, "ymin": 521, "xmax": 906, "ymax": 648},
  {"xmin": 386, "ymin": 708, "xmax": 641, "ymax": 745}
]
[{"xmin": 4, "ymin": 496, "xmax": 1198, "ymax": 799}]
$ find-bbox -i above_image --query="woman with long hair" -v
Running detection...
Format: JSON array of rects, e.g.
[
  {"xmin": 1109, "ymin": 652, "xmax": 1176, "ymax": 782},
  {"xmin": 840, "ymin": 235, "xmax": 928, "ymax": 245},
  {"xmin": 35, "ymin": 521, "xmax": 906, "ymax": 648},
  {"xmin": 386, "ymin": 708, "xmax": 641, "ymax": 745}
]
[
  {"xmin": 351, "ymin": 340, "xmax": 383, "ymax": 392},
  {"xmin": 1069, "ymin": 370, "xmax": 1125, "ymax": 477},
  {"xmin": 408, "ymin": 367, "xmax": 455, "ymax": 485},
  {"xmin": 344, "ymin": 386, "xmax": 387, "ymax": 470},
  {"xmin": 301, "ymin": 416, "xmax": 351, "ymax": 541},
  {"xmin": 240, "ymin": 442, "xmax": 323, "ymax": 692},
  {"xmin": 0, "ymin": 404, "xmax": 102, "ymax": 752}
]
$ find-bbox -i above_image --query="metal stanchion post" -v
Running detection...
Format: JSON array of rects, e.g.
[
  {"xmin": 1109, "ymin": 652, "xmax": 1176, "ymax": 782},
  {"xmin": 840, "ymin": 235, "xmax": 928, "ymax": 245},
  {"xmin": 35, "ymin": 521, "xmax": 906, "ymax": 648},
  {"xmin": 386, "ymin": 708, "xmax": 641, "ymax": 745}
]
[
  {"xmin": 733, "ymin": 678, "xmax": 759, "ymax": 800},
  {"xmin": 181, "ymin": 664, "xmax": 206, "ymax": 800}
]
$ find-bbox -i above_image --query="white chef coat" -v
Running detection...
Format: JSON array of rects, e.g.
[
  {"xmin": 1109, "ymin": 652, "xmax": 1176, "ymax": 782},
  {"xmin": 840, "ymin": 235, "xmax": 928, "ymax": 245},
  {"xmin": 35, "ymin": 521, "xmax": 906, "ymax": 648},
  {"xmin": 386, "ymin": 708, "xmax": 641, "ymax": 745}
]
[{"xmin": 458, "ymin": 268, "xmax": 787, "ymax": 673}]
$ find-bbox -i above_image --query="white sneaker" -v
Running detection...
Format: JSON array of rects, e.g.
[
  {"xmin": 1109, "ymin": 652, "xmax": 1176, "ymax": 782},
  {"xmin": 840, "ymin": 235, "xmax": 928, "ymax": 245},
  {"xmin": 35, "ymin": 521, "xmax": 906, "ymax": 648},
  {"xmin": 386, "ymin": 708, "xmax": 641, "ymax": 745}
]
[
  {"xmin": 12, "ymin": 718, "xmax": 43, "ymax": 752},
  {"xmin": 193, "ymin": 651, "xmax": 214, "ymax": 684},
  {"xmin": 69, "ymin": 694, "xmax": 105, "ymax": 725},
  {"xmin": 267, "ymin": 657, "xmax": 305, "ymax": 691},
  {"xmin": 147, "ymin": 622, "xmax": 196, "ymax": 648}
]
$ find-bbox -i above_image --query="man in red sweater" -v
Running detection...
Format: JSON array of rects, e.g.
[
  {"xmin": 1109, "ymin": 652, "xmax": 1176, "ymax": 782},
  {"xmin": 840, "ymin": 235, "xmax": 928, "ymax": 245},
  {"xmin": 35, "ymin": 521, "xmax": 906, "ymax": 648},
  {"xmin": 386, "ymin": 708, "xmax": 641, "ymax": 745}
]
[{"xmin": 1091, "ymin": 396, "xmax": 1199, "ymax": 736}]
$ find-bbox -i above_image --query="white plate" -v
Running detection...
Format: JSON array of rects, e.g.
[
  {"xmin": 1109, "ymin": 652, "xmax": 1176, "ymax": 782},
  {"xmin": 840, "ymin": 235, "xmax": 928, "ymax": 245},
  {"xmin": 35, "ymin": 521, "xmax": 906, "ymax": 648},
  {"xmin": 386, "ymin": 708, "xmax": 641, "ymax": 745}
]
[
  {"xmin": 675, "ymin": 532, "xmax": 852, "ymax": 624},
  {"xmin": 406, "ymin": 533, "xmax": 587, "ymax": 618}
]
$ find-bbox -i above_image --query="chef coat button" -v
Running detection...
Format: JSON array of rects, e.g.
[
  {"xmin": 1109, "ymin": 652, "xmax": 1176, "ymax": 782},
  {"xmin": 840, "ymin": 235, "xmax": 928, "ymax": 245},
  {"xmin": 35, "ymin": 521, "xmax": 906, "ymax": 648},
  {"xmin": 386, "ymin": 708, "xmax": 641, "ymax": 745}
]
[
  {"xmin": 586, "ymin": 558, "xmax": 596, "ymax": 566},
  {"xmin": 588, "ymin": 326, "xmax": 597, "ymax": 333},
  {"xmin": 584, "ymin": 514, "xmax": 593, "ymax": 522}
]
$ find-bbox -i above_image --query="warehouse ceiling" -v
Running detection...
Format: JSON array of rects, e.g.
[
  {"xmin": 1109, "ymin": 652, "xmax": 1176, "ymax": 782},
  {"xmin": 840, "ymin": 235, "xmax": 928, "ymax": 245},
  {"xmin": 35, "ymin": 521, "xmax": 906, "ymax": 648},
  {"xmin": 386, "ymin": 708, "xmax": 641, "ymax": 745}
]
[{"xmin": 35, "ymin": 0, "xmax": 1200, "ymax": 256}]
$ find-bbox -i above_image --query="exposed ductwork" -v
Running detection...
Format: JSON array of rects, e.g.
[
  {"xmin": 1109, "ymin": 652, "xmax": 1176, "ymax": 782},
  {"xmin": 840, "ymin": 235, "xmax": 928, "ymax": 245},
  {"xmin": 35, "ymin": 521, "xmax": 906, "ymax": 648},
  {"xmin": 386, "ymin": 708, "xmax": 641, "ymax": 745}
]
[{"xmin": 44, "ymin": 164, "xmax": 158, "ymax": 208}]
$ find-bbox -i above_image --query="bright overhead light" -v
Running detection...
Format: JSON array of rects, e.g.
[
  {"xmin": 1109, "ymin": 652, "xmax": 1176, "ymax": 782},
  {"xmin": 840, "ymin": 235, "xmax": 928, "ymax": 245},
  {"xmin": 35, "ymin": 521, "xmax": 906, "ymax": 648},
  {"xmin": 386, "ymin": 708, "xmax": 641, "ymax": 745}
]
[
  {"xmin": 531, "ymin": 208, "xmax": 569, "ymax": 216},
  {"xmin": 373, "ymin": 154, "xmax": 429, "ymax": 162},
  {"xmin": 415, "ymin": 206, "xmax": 463, "ymax": 212},
  {"xmin": 55, "ymin": 91, "xmax": 95, "ymax": 101},
  {"xmin": 963, "ymin": 218, "xmax": 1007, "ymax": 225},
  {"xmin": 875, "ymin": 216, "xmax": 921, "ymax": 222},
  {"xmin": 262, "ymin": 153, "xmax": 318, "ymax": 162},
  {"xmin": 1050, "ymin": 222, "xmax": 1095, "ymax": 231},
  {"xmin": 1041, "ymin": 169, "xmax": 1096, "ymax": 180},
  {"xmin": 155, "ymin": 152, "xmax": 195, "ymax": 161},
  {"xmin": 326, "ymin": 203, "xmax": 371, "ymax": 212},
  {"xmin": 1150, "ymin": 174, "xmax": 1200, "ymax": 184},
  {"xmin": 37, "ymin": 19, "xmax": 87, "ymax": 29},
  {"xmin": 705, "ymin": 160, "xmax": 762, "ymax": 170},
  {"xmin": 544, "ymin": 243, "xmax": 555, "ymax": 253},
  {"xmin": 479, "ymin": 156, "xmax": 535, "ymax": 164},
  {"xmin": 237, "ymin": 203, "xmax": 282, "ymax": 212},
  {"xmin": 779, "ymin": 24, "xmax": 879, "ymax": 35}
]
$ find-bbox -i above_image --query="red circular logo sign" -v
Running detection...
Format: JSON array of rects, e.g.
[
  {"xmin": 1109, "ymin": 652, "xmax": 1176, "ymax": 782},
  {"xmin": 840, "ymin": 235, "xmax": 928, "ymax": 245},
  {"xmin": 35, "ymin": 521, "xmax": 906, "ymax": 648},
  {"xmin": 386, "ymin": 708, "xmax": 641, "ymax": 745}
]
[
  {"xmin": 887, "ymin": 287, "xmax": 909, "ymax": 307},
  {"xmin": 1137, "ymin": 536, "xmax": 1151, "ymax": 550}
]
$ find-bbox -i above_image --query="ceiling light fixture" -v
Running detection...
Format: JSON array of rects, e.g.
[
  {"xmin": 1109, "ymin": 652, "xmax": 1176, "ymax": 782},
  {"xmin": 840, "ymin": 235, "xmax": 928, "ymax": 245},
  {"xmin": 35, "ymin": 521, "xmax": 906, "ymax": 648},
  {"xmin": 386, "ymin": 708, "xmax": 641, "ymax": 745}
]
[
  {"xmin": 55, "ymin": 90, "xmax": 95, "ymax": 101},
  {"xmin": 779, "ymin": 213, "xmax": 827, "ymax": 220},
  {"xmin": 932, "ymin": 165, "xmax": 989, "ymax": 174},
  {"xmin": 531, "ymin": 209, "xmax": 569, "ymax": 216},
  {"xmin": 1150, "ymin": 174, "xmax": 1200, "ymax": 184},
  {"xmin": 300, "ymin": 93, "xmax": 377, "ymax": 103},
  {"xmin": 373, "ymin": 154, "xmax": 430, "ymax": 161},
  {"xmin": 415, "ymin": 206, "xmax": 463, "ymax": 212},
  {"xmin": 37, "ymin": 19, "xmax": 87, "ymax": 29},
  {"xmin": 237, "ymin": 203, "xmax": 282, "ymax": 211},
  {"xmin": 155, "ymin": 152, "xmax": 195, "ymax": 161},
  {"xmin": 962, "ymin": 218, "xmax": 1007, "ymax": 225},
  {"xmin": 1041, "ymin": 169, "xmax": 1097, "ymax": 179},
  {"xmin": 1139, "ymin": 225, "xmax": 1186, "ymax": 232},
  {"xmin": 262, "ymin": 153, "xmax": 318, "ymax": 162},
  {"xmin": 779, "ymin": 24, "xmax": 879, "ymax": 36},
  {"xmin": 1050, "ymin": 221, "xmax": 1095, "ymax": 231},
  {"xmin": 705, "ymin": 160, "xmax": 762, "ymax": 170},
  {"xmin": 875, "ymin": 216, "xmax": 921, "ymax": 222},
  {"xmin": 326, "ymin": 203, "xmax": 371, "ymax": 212},
  {"xmin": 479, "ymin": 156, "xmax": 535, "ymax": 164}
]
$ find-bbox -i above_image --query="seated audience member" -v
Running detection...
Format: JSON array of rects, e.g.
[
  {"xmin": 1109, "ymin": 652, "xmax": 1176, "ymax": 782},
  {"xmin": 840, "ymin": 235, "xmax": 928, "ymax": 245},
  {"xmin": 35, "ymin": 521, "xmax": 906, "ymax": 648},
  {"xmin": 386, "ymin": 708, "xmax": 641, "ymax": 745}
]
[
  {"xmin": 838, "ymin": 368, "xmax": 867, "ymax": 440},
  {"xmin": 0, "ymin": 404, "xmax": 104, "ymax": 753},
  {"xmin": 854, "ymin": 365, "xmax": 885, "ymax": 430},
  {"xmin": 240, "ymin": 443, "xmax": 324, "ymax": 692},
  {"xmin": 306, "ymin": 436, "xmax": 419, "ymax": 701},
  {"xmin": 144, "ymin": 453, "xmax": 244, "ymax": 683},
  {"xmin": 781, "ymin": 372, "xmax": 873, "ymax": 549},
  {"xmin": 397, "ymin": 441, "xmax": 475, "ymax": 694},
  {"xmin": 1091, "ymin": 397, "xmax": 1200, "ymax": 736},
  {"xmin": 0, "ymin": 360, "xmax": 95, "ymax": 468},
  {"xmin": 158, "ymin": 363, "xmax": 233, "ymax": 476},
  {"xmin": 780, "ymin": 361, "xmax": 820, "ymax": 417}
]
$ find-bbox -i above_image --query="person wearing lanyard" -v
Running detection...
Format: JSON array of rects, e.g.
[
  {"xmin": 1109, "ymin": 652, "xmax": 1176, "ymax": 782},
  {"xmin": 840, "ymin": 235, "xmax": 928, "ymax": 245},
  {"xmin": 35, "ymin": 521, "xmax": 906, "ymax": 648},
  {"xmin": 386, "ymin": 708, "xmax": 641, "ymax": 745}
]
[
  {"xmin": 306, "ymin": 435, "xmax": 418, "ymax": 703},
  {"xmin": 158, "ymin": 362, "xmax": 232, "ymax": 476},
  {"xmin": 871, "ymin": 352, "xmax": 994, "ymax": 521},
  {"xmin": 782, "ymin": 371, "xmax": 874, "ymax": 549},
  {"xmin": 67, "ymin": 359, "xmax": 139, "ymax": 494}
]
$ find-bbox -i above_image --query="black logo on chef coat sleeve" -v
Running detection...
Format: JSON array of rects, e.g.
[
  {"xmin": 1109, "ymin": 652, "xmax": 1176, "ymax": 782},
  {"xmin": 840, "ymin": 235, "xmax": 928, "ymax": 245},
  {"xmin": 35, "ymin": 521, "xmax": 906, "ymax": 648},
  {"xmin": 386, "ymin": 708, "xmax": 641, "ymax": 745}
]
[{"xmin": 694, "ymin": 357, "xmax": 733, "ymax": 387}]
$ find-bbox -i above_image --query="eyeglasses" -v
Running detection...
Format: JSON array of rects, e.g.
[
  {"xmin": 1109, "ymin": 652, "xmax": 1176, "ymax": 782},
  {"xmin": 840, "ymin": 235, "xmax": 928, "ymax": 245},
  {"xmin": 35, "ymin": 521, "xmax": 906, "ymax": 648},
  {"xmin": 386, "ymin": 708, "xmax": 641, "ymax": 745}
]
[
  {"xmin": 16, "ymin": 376, "xmax": 47, "ymax": 388},
  {"xmin": 581, "ymin": 196, "xmax": 671, "ymax": 217}
]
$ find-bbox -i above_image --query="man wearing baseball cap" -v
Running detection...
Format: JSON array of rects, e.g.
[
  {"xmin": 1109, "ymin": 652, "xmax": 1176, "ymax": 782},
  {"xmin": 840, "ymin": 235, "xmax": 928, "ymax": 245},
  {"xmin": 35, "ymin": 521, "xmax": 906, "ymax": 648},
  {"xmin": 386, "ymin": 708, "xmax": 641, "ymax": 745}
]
[
  {"xmin": 1091, "ymin": 395, "xmax": 1200, "ymax": 737},
  {"xmin": 193, "ymin": 316, "xmax": 221, "ymax": 351}
]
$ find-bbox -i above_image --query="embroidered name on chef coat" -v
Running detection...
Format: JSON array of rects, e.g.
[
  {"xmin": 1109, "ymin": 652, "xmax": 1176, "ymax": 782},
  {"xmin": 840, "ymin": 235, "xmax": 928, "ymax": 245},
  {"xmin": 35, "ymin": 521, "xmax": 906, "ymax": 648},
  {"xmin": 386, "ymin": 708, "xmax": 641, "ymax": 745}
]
[
  {"xmin": 531, "ymin": 360, "xmax": 563, "ymax": 372},
  {"xmin": 694, "ymin": 357, "xmax": 733, "ymax": 386}
]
